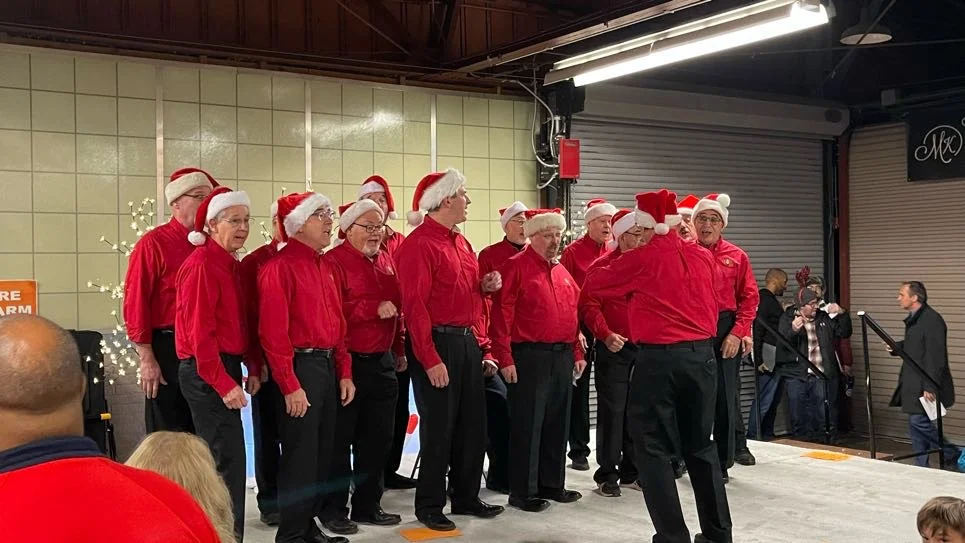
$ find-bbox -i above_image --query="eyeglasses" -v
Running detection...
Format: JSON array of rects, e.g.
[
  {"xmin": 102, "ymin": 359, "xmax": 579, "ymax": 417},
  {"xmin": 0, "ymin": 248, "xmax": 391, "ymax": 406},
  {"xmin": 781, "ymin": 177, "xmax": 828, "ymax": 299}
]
[
  {"xmin": 311, "ymin": 209, "xmax": 335, "ymax": 220},
  {"xmin": 694, "ymin": 215, "xmax": 723, "ymax": 225},
  {"xmin": 183, "ymin": 192, "xmax": 208, "ymax": 201},
  {"xmin": 508, "ymin": 218, "xmax": 526, "ymax": 226},
  {"xmin": 220, "ymin": 217, "xmax": 251, "ymax": 228},
  {"xmin": 351, "ymin": 223, "xmax": 386, "ymax": 234}
]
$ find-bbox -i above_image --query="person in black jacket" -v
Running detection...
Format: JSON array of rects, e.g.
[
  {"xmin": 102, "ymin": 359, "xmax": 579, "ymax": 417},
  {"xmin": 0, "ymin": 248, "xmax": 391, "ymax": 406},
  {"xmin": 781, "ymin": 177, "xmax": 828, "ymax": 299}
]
[
  {"xmin": 748, "ymin": 268, "xmax": 787, "ymax": 440},
  {"xmin": 888, "ymin": 281, "xmax": 960, "ymax": 468},
  {"xmin": 777, "ymin": 287, "xmax": 852, "ymax": 442}
]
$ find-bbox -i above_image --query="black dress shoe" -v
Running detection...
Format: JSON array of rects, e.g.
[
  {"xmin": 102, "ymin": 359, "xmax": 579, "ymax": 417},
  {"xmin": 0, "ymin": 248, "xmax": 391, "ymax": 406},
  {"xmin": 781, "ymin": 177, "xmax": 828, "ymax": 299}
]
[
  {"xmin": 351, "ymin": 508, "xmax": 402, "ymax": 526},
  {"xmin": 508, "ymin": 495, "xmax": 551, "ymax": 512},
  {"xmin": 598, "ymin": 481, "xmax": 621, "ymax": 497},
  {"xmin": 570, "ymin": 457, "xmax": 590, "ymax": 471},
  {"xmin": 735, "ymin": 448, "xmax": 756, "ymax": 466},
  {"xmin": 672, "ymin": 459, "xmax": 688, "ymax": 479},
  {"xmin": 417, "ymin": 512, "xmax": 456, "ymax": 531},
  {"xmin": 721, "ymin": 470, "xmax": 730, "ymax": 484},
  {"xmin": 260, "ymin": 511, "xmax": 280, "ymax": 526},
  {"xmin": 694, "ymin": 534, "xmax": 715, "ymax": 543},
  {"xmin": 308, "ymin": 527, "xmax": 350, "ymax": 543},
  {"xmin": 537, "ymin": 488, "xmax": 582, "ymax": 503},
  {"xmin": 385, "ymin": 473, "xmax": 418, "ymax": 490},
  {"xmin": 321, "ymin": 517, "xmax": 359, "ymax": 535},
  {"xmin": 451, "ymin": 499, "xmax": 505, "ymax": 518}
]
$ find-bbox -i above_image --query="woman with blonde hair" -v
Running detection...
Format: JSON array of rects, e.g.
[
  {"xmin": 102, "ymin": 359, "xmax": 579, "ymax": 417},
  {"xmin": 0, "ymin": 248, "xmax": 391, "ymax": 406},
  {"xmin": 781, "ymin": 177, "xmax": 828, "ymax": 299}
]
[{"xmin": 127, "ymin": 431, "xmax": 238, "ymax": 543}]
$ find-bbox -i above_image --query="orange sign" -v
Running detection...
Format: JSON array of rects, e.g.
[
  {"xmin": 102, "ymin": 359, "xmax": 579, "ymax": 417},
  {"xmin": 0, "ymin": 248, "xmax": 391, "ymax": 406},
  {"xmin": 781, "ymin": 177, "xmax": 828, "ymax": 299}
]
[{"xmin": 0, "ymin": 280, "xmax": 38, "ymax": 316}]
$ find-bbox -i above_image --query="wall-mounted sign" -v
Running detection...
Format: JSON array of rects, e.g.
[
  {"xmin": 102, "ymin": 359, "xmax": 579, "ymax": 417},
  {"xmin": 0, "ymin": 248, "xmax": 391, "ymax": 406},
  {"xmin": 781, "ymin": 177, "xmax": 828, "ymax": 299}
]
[
  {"xmin": 907, "ymin": 109, "xmax": 965, "ymax": 182},
  {"xmin": 0, "ymin": 280, "xmax": 38, "ymax": 316}
]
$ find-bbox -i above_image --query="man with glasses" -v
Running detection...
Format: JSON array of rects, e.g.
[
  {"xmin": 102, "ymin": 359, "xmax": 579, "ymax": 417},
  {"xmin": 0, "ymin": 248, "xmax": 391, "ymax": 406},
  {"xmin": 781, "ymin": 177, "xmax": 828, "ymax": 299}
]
[
  {"xmin": 320, "ymin": 200, "xmax": 405, "ymax": 535},
  {"xmin": 258, "ymin": 192, "xmax": 355, "ymax": 543},
  {"xmin": 692, "ymin": 194, "xmax": 760, "ymax": 482},
  {"xmin": 124, "ymin": 167, "xmax": 216, "ymax": 434}
]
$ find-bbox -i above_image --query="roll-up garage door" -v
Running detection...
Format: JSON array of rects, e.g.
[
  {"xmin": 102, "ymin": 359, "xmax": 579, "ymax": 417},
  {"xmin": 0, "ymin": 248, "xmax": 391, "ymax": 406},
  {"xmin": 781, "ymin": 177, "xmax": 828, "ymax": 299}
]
[{"xmin": 570, "ymin": 119, "xmax": 826, "ymax": 433}]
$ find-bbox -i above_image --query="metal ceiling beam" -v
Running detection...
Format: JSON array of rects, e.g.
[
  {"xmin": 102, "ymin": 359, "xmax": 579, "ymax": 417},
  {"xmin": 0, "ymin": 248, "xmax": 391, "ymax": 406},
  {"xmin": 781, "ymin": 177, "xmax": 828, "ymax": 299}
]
[{"xmin": 335, "ymin": 0, "xmax": 431, "ymax": 61}]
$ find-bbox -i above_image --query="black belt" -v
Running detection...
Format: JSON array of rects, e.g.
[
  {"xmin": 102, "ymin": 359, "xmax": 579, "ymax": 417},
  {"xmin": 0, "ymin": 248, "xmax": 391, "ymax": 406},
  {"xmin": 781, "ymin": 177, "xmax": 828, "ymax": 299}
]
[
  {"xmin": 432, "ymin": 326, "xmax": 473, "ymax": 336},
  {"xmin": 351, "ymin": 351, "xmax": 389, "ymax": 358},
  {"xmin": 294, "ymin": 348, "xmax": 333, "ymax": 357},
  {"xmin": 637, "ymin": 338, "xmax": 714, "ymax": 351},
  {"xmin": 513, "ymin": 342, "xmax": 570, "ymax": 352},
  {"xmin": 155, "ymin": 328, "xmax": 174, "ymax": 335}
]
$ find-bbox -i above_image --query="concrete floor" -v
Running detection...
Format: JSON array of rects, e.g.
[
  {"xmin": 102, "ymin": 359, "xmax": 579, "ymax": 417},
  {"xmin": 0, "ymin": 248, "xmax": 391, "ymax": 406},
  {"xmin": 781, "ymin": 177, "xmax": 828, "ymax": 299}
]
[{"xmin": 242, "ymin": 440, "xmax": 963, "ymax": 543}]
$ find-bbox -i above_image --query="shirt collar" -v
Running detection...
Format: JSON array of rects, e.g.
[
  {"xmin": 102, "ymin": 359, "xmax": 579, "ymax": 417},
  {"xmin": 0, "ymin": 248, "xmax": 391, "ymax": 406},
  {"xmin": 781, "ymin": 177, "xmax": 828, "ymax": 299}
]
[
  {"xmin": 524, "ymin": 245, "xmax": 557, "ymax": 268},
  {"xmin": 423, "ymin": 215, "xmax": 462, "ymax": 238},
  {"xmin": 285, "ymin": 238, "xmax": 321, "ymax": 260},
  {"xmin": 504, "ymin": 237, "xmax": 525, "ymax": 251},
  {"xmin": 168, "ymin": 217, "xmax": 191, "ymax": 237},
  {"xmin": 203, "ymin": 238, "xmax": 241, "ymax": 268},
  {"xmin": 0, "ymin": 435, "xmax": 103, "ymax": 474}
]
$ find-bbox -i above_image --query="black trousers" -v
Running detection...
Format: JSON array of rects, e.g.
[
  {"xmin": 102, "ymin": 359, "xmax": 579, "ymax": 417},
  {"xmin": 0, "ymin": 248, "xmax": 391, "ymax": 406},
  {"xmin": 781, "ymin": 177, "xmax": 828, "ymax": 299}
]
[
  {"xmin": 734, "ymin": 358, "xmax": 749, "ymax": 453},
  {"xmin": 178, "ymin": 355, "xmax": 246, "ymax": 542},
  {"xmin": 252, "ymin": 369, "xmax": 281, "ymax": 515},
  {"xmin": 146, "ymin": 330, "xmax": 195, "ymax": 434},
  {"xmin": 322, "ymin": 352, "xmax": 399, "ymax": 520},
  {"xmin": 568, "ymin": 326, "xmax": 593, "ymax": 461},
  {"xmin": 275, "ymin": 351, "xmax": 337, "ymax": 543},
  {"xmin": 713, "ymin": 312, "xmax": 740, "ymax": 470},
  {"xmin": 385, "ymin": 365, "xmax": 410, "ymax": 478},
  {"xmin": 484, "ymin": 373, "xmax": 510, "ymax": 489},
  {"xmin": 593, "ymin": 343, "xmax": 637, "ymax": 485},
  {"xmin": 508, "ymin": 344, "xmax": 573, "ymax": 499},
  {"xmin": 630, "ymin": 341, "xmax": 732, "ymax": 543},
  {"xmin": 407, "ymin": 329, "xmax": 486, "ymax": 517}
]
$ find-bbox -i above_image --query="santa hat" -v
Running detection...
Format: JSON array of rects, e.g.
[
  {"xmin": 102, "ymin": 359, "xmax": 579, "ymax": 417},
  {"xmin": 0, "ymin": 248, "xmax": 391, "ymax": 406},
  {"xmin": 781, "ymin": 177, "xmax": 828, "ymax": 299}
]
[
  {"xmin": 187, "ymin": 186, "xmax": 251, "ymax": 246},
  {"xmin": 358, "ymin": 175, "xmax": 398, "ymax": 220},
  {"xmin": 165, "ymin": 167, "xmax": 219, "ymax": 205},
  {"xmin": 407, "ymin": 168, "xmax": 466, "ymax": 226},
  {"xmin": 692, "ymin": 193, "xmax": 731, "ymax": 227},
  {"xmin": 276, "ymin": 191, "xmax": 331, "ymax": 249},
  {"xmin": 676, "ymin": 194, "xmax": 700, "ymax": 217},
  {"xmin": 522, "ymin": 208, "xmax": 565, "ymax": 237},
  {"xmin": 337, "ymin": 199, "xmax": 383, "ymax": 240},
  {"xmin": 635, "ymin": 189, "xmax": 681, "ymax": 236},
  {"xmin": 607, "ymin": 209, "xmax": 636, "ymax": 250},
  {"xmin": 498, "ymin": 201, "xmax": 529, "ymax": 232},
  {"xmin": 582, "ymin": 198, "xmax": 618, "ymax": 224}
]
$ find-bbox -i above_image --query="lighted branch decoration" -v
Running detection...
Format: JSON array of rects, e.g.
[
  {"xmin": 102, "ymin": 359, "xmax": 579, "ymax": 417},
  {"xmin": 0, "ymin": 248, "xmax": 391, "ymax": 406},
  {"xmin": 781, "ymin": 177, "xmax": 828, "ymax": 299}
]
[{"xmin": 560, "ymin": 201, "xmax": 587, "ymax": 251}]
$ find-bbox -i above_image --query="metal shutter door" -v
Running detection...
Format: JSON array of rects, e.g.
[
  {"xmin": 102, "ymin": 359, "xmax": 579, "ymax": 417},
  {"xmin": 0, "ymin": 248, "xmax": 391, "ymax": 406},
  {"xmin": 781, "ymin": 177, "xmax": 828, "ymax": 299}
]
[
  {"xmin": 570, "ymin": 119, "xmax": 825, "ymax": 432},
  {"xmin": 849, "ymin": 123, "xmax": 965, "ymax": 443}
]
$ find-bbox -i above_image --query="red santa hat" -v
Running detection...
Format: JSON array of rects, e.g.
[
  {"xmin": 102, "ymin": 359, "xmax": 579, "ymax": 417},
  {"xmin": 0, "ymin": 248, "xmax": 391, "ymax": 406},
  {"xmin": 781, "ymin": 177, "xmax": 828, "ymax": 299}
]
[
  {"xmin": 607, "ymin": 209, "xmax": 636, "ymax": 250},
  {"xmin": 676, "ymin": 194, "xmax": 700, "ymax": 217},
  {"xmin": 358, "ymin": 175, "xmax": 398, "ymax": 220},
  {"xmin": 275, "ymin": 191, "xmax": 332, "ymax": 249},
  {"xmin": 522, "ymin": 208, "xmax": 565, "ymax": 237},
  {"xmin": 165, "ymin": 167, "xmax": 219, "ymax": 205},
  {"xmin": 407, "ymin": 168, "xmax": 466, "ymax": 226},
  {"xmin": 691, "ymin": 193, "xmax": 731, "ymax": 227},
  {"xmin": 582, "ymin": 198, "xmax": 618, "ymax": 224},
  {"xmin": 187, "ymin": 186, "xmax": 251, "ymax": 246},
  {"xmin": 498, "ymin": 201, "xmax": 529, "ymax": 232},
  {"xmin": 337, "ymin": 199, "xmax": 383, "ymax": 240},
  {"xmin": 635, "ymin": 189, "xmax": 681, "ymax": 236}
]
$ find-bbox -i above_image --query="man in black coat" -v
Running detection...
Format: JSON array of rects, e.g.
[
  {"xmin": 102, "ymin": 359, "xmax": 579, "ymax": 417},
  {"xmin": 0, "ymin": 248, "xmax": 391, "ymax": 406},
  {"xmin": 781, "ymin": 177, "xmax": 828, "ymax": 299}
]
[
  {"xmin": 776, "ymin": 287, "xmax": 852, "ymax": 442},
  {"xmin": 888, "ymin": 281, "xmax": 960, "ymax": 468}
]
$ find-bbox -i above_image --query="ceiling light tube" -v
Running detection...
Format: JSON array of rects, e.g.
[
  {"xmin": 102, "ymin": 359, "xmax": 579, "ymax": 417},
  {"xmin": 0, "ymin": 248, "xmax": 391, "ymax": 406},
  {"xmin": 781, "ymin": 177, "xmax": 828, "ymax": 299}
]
[{"xmin": 545, "ymin": 0, "xmax": 829, "ymax": 87}]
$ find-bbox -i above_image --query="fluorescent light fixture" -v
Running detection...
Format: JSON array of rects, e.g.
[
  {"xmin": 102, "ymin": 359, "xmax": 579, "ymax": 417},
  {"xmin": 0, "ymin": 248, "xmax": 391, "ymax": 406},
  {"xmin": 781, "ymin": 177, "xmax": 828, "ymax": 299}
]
[{"xmin": 545, "ymin": 0, "xmax": 829, "ymax": 87}]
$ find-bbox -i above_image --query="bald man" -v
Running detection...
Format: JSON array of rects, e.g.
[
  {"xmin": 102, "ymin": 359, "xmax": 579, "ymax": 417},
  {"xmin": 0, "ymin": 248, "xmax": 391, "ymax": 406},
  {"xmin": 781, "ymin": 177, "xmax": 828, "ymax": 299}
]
[{"xmin": 0, "ymin": 315, "xmax": 220, "ymax": 543}]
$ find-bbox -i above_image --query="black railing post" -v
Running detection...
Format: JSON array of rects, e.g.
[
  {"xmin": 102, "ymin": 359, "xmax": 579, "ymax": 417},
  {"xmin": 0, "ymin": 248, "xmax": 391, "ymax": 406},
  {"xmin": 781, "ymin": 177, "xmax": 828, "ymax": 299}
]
[{"xmin": 858, "ymin": 312, "xmax": 877, "ymax": 460}]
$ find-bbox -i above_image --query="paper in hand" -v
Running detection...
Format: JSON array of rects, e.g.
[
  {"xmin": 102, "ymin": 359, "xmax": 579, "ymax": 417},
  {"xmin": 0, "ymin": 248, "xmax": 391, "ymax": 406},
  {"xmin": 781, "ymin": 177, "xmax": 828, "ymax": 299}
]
[{"xmin": 919, "ymin": 396, "xmax": 948, "ymax": 421}]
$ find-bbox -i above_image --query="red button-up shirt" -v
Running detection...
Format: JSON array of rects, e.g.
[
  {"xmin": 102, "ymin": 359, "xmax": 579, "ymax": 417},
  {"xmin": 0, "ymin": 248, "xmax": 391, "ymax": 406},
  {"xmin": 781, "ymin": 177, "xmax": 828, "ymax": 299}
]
[
  {"xmin": 396, "ymin": 216, "xmax": 485, "ymax": 370},
  {"xmin": 703, "ymin": 238, "xmax": 760, "ymax": 339},
  {"xmin": 327, "ymin": 242, "xmax": 405, "ymax": 357},
  {"xmin": 579, "ymin": 249, "xmax": 630, "ymax": 341},
  {"xmin": 174, "ymin": 240, "xmax": 250, "ymax": 397},
  {"xmin": 561, "ymin": 234, "xmax": 609, "ymax": 288},
  {"xmin": 123, "ymin": 219, "xmax": 195, "ymax": 344},
  {"xmin": 240, "ymin": 241, "xmax": 278, "ymax": 371},
  {"xmin": 491, "ymin": 246, "xmax": 584, "ymax": 368},
  {"xmin": 257, "ymin": 239, "xmax": 352, "ymax": 395},
  {"xmin": 381, "ymin": 228, "xmax": 405, "ymax": 263},
  {"xmin": 584, "ymin": 232, "xmax": 720, "ymax": 344}
]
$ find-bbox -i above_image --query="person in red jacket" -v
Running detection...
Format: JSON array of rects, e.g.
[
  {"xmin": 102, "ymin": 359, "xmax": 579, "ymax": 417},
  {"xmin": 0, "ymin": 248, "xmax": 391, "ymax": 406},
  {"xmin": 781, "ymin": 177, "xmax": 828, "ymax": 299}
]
[
  {"xmin": 560, "ymin": 197, "xmax": 616, "ymax": 471},
  {"xmin": 240, "ymin": 201, "xmax": 282, "ymax": 527},
  {"xmin": 320, "ymin": 200, "xmax": 406, "ymax": 535},
  {"xmin": 124, "ymin": 167, "xmax": 217, "ymax": 434},
  {"xmin": 258, "ymin": 191, "xmax": 355, "ymax": 543},
  {"xmin": 397, "ymin": 169, "xmax": 505, "ymax": 531},
  {"xmin": 692, "ymin": 194, "xmax": 761, "ymax": 480},
  {"xmin": 579, "ymin": 209, "xmax": 650, "ymax": 497},
  {"xmin": 491, "ymin": 208, "xmax": 586, "ymax": 513},
  {"xmin": 584, "ymin": 190, "xmax": 732, "ymax": 543},
  {"xmin": 0, "ymin": 314, "xmax": 221, "ymax": 543},
  {"xmin": 175, "ymin": 185, "xmax": 259, "ymax": 542}
]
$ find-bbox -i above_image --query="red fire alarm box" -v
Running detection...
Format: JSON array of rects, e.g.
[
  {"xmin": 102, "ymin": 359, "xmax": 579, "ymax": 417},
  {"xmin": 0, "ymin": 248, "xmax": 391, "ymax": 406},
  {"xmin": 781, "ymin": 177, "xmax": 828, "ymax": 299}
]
[{"xmin": 559, "ymin": 138, "xmax": 580, "ymax": 180}]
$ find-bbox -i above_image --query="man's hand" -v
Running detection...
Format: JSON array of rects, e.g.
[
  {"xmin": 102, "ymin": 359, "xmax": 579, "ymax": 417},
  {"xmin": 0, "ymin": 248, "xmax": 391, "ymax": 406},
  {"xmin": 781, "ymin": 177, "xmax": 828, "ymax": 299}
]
[
  {"xmin": 427, "ymin": 364, "xmax": 449, "ymax": 388},
  {"xmin": 924, "ymin": 391, "xmax": 936, "ymax": 403},
  {"xmin": 741, "ymin": 336, "xmax": 753, "ymax": 355},
  {"xmin": 482, "ymin": 359, "xmax": 498, "ymax": 378},
  {"xmin": 604, "ymin": 333, "xmax": 627, "ymax": 353},
  {"xmin": 138, "ymin": 348, "xmax": 167, "ymax": 399},
  {"xmin": 757, "ymin": 363, "xmax": 768, "ymax": 373},
  {"xmin": 884, "ymin": 342, "xmax": 893, "ymax": 353},
  {"xmin": 395, "ymin": 355, "xmax": 408, "ymax": 372},
  {"xmin": 826, "ymin": 303, "xmax": 843, "ymax": 314},
  {"xmin": 500, "ymin": 365, "xmax": 518, "ymax": 384},
  {"xmin": 481, "ymin": 271, "xmax": 502, "ymax": 293},
  {"xmin": 722, "ymin": 334, "xmax": 741, "ymax": 359},
  {"xmin": 246, "ymin": 374, "xmax": 262, "ymax": 396},
  {"xmin": 285, "ymin": 388, "xmax": 311, "ymax": 417},
  {"xmin": 377, "ymin": 301, "xmax": 398, "ymax": 319},
  {"xmin": 574, "ymin": 359, "xmax": 587, "ymax": 376},
  {"xmin": 792, "ymin": 315, "xmax": 805, "ymax": 332},
  {"xmin": 222, "ymin": 385, "xmax": 248, "ymax": 410},
  {"xmin": 579, "ymin": 332, "xmax": 589, "ymax": 352},
  {"xmin": 340, "ymin": 379, "xmax": 356, "ymax": 406}
]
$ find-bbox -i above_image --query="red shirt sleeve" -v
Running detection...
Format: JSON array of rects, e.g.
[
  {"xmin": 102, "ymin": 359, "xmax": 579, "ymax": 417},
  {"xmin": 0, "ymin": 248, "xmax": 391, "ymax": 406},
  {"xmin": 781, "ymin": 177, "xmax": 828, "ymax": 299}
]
[
  {"xmin": 732, "ymin": 252, "xmax": 760, "ymax": 339},
  {"xmin": 180, "ymin": 261, "xmax": 238, "ymax": 397},
  {"xmin": 325, "ymin": 260, "xmax": 353, "ymax": 381},
  {"xmin": 489, "ymin": 259, "xmax": 519, "ymax": 368},
  {"xmin": 240, "ymin": 255, "xmax": 265, "ymax": 374},
  {"xmin": 123, "ymin": 238, "xmax": 160, "ymax": 344},
  {"xmin": 397, "ymin": 242, "xmax": 444, "ymax": 370},
  {"xmin": 582, "ymin": 250, "xmax": 642, "ymax": 307},
  {"xmin": 257, "ymin": 263, "xmax": 300, "ymax": 395},
  {"xmin": 579, "ymin": 265, "xmax": 613, "ymax": 341}
]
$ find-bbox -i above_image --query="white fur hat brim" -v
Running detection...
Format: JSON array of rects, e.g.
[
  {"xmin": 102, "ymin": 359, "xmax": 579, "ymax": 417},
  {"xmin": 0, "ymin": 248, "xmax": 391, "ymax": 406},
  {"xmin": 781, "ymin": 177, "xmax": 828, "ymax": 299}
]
[
  {"xmin": 635, "ymin": 210, "xmax": 671, "ymax": 236},
  {"xmin": 165, "ymin": 171, "xmax": 214, "ymax": 205},
  {"xmin": 359, "ymin": 180, "xmax": 398, "ymax": 220},
  {"xmin": 691, "ymin": 194, "xmax": 731, "ymax": 227},
  {"xmin": 523, "ymin": 213, "xmax": 566, "ymax": 237},
  {"xmin": 339, "ymin": 199, "xmax": 383, "ymax": 233},
  {"xmin": 611, "ymin": 211, "xmax": 637, "ymax": 239},
  {"xmin": 206, "ymin": 191, "xmax": 250, "ymax": 222},
  {"xmin": 583, "ymin": 202, "xmax": 617, "ymax": 224},
  {"xmin": 676, "ymin": 207, "xmax": 694, "ymax": 217},
  {"xmin": 284, "ymin": 193, "xmax": 331, "ymax": 238},
  {"xmin": 499, "ymin": 201, "xmax": 528, "ymax": 232}
]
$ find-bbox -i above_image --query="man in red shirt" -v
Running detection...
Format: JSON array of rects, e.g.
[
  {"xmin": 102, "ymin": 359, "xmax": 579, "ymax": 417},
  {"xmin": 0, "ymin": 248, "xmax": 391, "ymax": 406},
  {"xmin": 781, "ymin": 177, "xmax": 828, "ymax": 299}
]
[
  {"xmin": 175, "ymin": 186, "xmax": 259, "ymax": 541},
  {"xmin": 491, "ymin": 208, "xmax": 586, "ymax": 513},
  {"xmin": 579, "ymin": 209, "xmax": 649, "ymax": 497},
  {"xmin": 240, "ymin": 201, "xmax": 282, "ymax": 527},
  {"xmin": 692, "ymin": 194, "xmax": 761, "ymax": 480},
  {"xmin": 584, "ymin": 190, "xmax": 732, "ymax": 543},
  {"xmin": 258, "ymin": 192, "xmax": 355, "ymax": 543},
  {"xmin": 124, "ymin": 167, "xmax": 216, "ymax": 434},
  {"xmin": 675, "ymin": 194, "xmax": 699, "ymax": 242},
  {"xmin": 560, "ymin": 197, "xmax": 616, "ymax": 471},
  {"xmin": 320, "ymin": 200, "xmax": 405, "ymax": 534},
  {"xmin": 0, "ymin": 314, "xmax": 221, "ymax": 543},
  {"xmin": 397, "ymin": 169, "xmax": 505, "ymax": 531}
]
